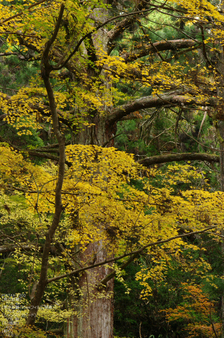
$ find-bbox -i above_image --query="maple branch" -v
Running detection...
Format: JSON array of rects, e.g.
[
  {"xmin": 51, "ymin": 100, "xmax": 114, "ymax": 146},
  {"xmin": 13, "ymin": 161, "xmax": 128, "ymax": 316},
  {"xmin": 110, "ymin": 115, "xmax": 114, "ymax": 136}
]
[
  {"xmin": 46, "ymin": 226, "xmax": 215, "ymax": 285},
  {"xmin": 0, "ymin": 136, "xmax": 59, "ymax": 161},
  {"xmin": 139, "ymin": 153, "xmax": 219, "ymax": 167},
  {"xmin": 0, "ymin": 0, "xmax": 47, "ymax": 25},
  {"xmin": 98, "ymin": 226, "xmax": 216, "ymax": 287},
  {"xmin": 108, "ymin": 91, "xmax": 217, "ymax": 125},
  {"xmin": 53, "ymin": 8, "xmax": 154, "ymax": 70}
]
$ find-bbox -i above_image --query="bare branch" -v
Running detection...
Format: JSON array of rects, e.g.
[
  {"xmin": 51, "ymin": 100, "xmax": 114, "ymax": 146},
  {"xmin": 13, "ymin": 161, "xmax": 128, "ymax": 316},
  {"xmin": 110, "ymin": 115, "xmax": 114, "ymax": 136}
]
[
  {"xmin": 108, "ymin": 91, "xmax": 217, "ymax": 125},
  {"xmin": 139, "ymin": 153, "xmax": 219, "ymax": 167},
  {"xmin": 121, "ymin": 39, "xmax": 198, "ymax": 62}
]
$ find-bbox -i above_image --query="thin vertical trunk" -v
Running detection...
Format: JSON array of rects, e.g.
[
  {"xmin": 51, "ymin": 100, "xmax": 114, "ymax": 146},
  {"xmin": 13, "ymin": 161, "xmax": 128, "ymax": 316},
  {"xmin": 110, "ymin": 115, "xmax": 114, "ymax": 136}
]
[
  {"xmin": 217, "ymin": 1, "xmax": 224, "ymax": 333},
  {"xmin": 219, "ymin": 122, "xmax": 224, "ymax": 338},
  {"xmin": 219, "ymin": 122, "xmax": 224, "ymax": 192},
  {"xmin": 26, "ymin": 4, "xmax": 66, "ymax": 325}
]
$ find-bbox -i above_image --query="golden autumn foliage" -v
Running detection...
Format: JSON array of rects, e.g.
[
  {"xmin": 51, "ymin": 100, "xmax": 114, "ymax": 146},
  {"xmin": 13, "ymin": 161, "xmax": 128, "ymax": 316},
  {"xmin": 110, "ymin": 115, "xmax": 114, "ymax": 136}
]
[
  {"xmin": 0, "ymin": 143, "xmax": 224, "ymax": 328},
  {"xmin": 0, "ymin": 0, "xmax": 222, "ymax": 136},
  {"xmin": 1, "ymin": 0, "xmax": 224, "ymax": 335}
]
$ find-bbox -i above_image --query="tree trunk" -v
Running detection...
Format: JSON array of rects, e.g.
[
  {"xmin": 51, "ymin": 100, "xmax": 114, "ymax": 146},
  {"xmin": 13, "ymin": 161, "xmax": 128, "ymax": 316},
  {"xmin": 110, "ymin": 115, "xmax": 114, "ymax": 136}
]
[
  {"xmin": 65, "ymin": 114, "xmax": 115, "ymax": 337},
  {"xmin": 74, "ymin": 114, "xmax": 116, "ymax": 147},
  {"xmin": 64, "ymin": 2, "xmax": 117, "ymax": 334},
  {"xmin": 216, "ymin": 2, "xmax": 224, "ymax": 333},
  {"xmin": 64, "ymin": 5, "xmax": 118, "ymax": 334},
  {"xmin": 219, "ymin": 122, "xmax": 224, "ymax": 338},
  {"xmin": 218, "ymin": 121, "xmax": 224, "ymax": 338},
  {"xmin": 65, "ymin": 242, "xmax": 114, "ymax": 338}
]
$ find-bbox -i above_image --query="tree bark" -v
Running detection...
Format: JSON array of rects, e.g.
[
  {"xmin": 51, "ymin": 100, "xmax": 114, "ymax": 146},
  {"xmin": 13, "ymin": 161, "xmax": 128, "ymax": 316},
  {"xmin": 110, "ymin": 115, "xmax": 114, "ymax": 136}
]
[{"xmin": 65, "ymin": 242, "xmax": 114, "ymax": 338}]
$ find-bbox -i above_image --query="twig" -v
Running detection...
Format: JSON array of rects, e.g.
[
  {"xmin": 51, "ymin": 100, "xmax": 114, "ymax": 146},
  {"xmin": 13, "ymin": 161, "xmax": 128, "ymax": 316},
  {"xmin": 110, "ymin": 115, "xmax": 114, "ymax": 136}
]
[{"xmin": 46, "ymin": 226, "xmax": 216, "ymax": 285}]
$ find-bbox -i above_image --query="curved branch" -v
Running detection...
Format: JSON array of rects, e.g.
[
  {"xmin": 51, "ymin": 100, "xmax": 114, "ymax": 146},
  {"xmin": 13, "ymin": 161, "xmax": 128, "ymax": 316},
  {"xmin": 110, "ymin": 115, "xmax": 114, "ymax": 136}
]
[
  {"xmin": 107, "ymin": 6, "xmax": 148, "ymax": 53},
  {"xmin": 53, "ymin": 8, "xmax": 153, "ymax": 70},
  {"xmin": 108, "ymin": 91, "xmax": 217, "ymax": 125},
  {"xmin": 139, "ymin": 153, "xmax": 219, "ymax": 167},
  {"xmin": 121, "ymin": 39, "xmax": 198, "ymax": 62}
]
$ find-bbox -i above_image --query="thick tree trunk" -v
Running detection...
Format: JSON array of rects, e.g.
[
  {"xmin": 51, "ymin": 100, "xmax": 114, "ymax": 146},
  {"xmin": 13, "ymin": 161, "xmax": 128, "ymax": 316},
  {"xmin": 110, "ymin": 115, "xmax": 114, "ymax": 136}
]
[
  {"xmin": 65, "ymin": 241, "xmax": 114, "ymax": 338},
  {"xmin": 66, "ymin": 114, "xmax": 115, "ymax": 338},
  {"xmin": 65, "ymin": 2, "xmax": 117, "ymax": 332},
  {"xmin": 65, "ymin": 119, "xmax": 115, "ymax": 336},
  {"xmin": 74, "ymin": 114, "xmax": 116, "ymax": 147}
]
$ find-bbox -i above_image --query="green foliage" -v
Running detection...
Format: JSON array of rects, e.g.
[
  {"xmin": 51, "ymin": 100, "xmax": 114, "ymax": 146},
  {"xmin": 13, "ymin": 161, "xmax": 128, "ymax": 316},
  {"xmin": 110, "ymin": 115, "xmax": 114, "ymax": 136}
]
[
  {"xmin": 0, "ymin": 258, "xmax": 26, "ymax": 294},
  {"xmin": 0, "ymin": 49, "xmax": 39, "ymax": 95},
  {"xmin": 0, "ymin": 121, "xmax": 45, "ymax": 148},
  {"xmin": 114, "ymin": 263, "xmax": 145, "ymax": 338},
  {"xmin": 116, "ymin": 120, "xmax": 151, "ymax": 155}
]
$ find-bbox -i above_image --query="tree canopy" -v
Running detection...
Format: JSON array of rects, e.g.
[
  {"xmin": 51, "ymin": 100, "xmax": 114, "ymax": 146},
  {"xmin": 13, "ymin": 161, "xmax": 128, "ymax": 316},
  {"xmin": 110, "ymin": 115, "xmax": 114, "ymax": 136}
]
[{"xmin": 1, "ymin": 0, "xmax": 224, "ymax": 337}]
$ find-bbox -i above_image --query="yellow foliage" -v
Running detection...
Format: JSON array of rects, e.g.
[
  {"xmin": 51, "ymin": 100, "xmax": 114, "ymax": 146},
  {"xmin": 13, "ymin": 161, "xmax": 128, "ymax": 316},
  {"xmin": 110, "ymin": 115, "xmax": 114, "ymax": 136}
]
[
  {"xmin": 1, "ymin": 0, "xmax": 224, "ymax": 331},
  {"xmin": 1, "ymin": 143, "xmax": 223, "ymax": 309}
]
